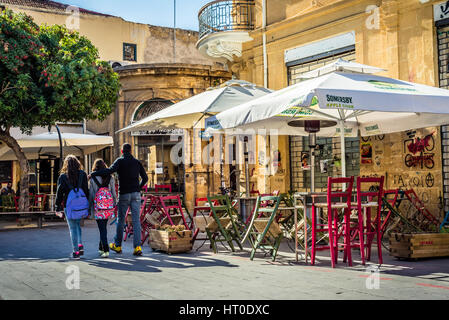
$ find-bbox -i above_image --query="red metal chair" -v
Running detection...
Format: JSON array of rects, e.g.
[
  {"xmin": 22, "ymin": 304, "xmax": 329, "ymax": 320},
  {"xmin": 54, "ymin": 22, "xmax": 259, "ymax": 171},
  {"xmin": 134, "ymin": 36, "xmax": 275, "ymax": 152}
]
[
  {"xmin": 379, "ymin": 189, "xmax": 401, "ymax": 238},
  {"xmin": 155, "ymin": 184, "xmax": 172, "ymax": 193},
  {"xmin": 31, "ymin": 194, "xmax": 47, "ymax": 211},
  {"xmin": 124, "ymin": 195, "xmax": 154, "ymax": 245},
  {"xmin": 158, "ymin": 195, "xmax": 189, "ymax": 229},
  {"xmin": 310, "ymin": 176, "xmax": 354, "ymax": 268},
  {"xmin": 403, "ymin": 189, "xmax": 440, "ymax": 228},
  {"xmin": 345, "ymin": 176, "xmax": 384, "ymax": 265}
]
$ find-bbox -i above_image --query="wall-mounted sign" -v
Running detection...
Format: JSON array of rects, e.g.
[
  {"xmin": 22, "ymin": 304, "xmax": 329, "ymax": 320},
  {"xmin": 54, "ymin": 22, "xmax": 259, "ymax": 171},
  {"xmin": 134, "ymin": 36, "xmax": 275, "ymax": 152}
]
[
  {"xmin": 434, "ymin": 1, "xmax": 449, "ymax": 22},
  {"xmin": 301, "ymin": 151, "xmax": 310, "ymax": 170},
  {"xmin": 272, "ymin": 150, "xmax": 281, "ymax": 168},
  {"xmin": 361, "ymin": 142, "xmax": 373, "ymax": 164},
  {"xmin": 155, "ymin": 162, "xmax": 163, "ymax": 174}
]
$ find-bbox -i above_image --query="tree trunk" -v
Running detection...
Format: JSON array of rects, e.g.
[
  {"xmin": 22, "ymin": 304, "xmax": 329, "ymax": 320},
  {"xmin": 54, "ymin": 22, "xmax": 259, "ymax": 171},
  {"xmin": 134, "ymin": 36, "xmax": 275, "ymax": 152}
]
[{"xmin": 0, "ymin": 130, "xmax": 30, "ymax": 214}]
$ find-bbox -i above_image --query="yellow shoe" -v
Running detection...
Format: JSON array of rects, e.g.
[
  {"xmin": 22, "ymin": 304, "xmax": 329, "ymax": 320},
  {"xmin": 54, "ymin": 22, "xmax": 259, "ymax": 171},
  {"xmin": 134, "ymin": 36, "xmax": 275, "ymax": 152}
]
[
  {"xmin": 109, "ymin": 243, "xmax": 122, "ymax": 254},
  {"xmin": 133, "ymin": 246, "xmax": 142, "ymax": 256}
]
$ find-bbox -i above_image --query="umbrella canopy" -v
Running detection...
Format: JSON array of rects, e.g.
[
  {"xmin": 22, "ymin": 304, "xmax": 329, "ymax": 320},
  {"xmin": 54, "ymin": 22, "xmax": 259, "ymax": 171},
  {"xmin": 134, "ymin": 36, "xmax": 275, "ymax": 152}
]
[
  {"xmin": 206, "ymin": 60, "xmax": 449, "ymax": 190},
  {"xmin": 299, "ymin": 58, "xmax": 386, "ymax": 79},
  {"xmin": 118, "ymin": 80, "xmax": 272, "ymax": 133},
  {"xmin": 206, "ymin": 70, "xmax": 449, "ymax": 137},
  {"xmin": 0, "ymin": 132, "xmax": 113, "ymax": 161}
]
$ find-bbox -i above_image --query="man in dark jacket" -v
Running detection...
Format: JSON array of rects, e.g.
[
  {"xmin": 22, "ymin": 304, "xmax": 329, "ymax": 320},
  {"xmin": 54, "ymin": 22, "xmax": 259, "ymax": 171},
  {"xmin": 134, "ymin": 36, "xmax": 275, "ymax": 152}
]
[{"xmin": 90, "ymin": 143, "xmax": 148, "ymax": 256}]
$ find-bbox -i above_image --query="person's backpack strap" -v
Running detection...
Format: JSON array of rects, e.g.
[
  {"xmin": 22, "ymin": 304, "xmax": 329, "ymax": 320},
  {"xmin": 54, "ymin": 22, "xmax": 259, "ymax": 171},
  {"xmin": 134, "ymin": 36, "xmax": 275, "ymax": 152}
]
[
  {"xmin": 76, "ymin": 170, "xmax": 83, "ymax": 191},
  {"xmin": 92, "ymin": 174, "xmax": 110, "ymax": 189},
  {"xmin": 91, "ymin": 175, "xmax": 102, "ymax": 188}
]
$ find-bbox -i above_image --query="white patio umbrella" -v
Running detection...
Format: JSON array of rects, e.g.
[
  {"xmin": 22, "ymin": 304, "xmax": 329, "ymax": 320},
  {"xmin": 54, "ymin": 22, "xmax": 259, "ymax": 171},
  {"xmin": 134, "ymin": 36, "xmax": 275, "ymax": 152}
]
[
  {"xmin": 0, "ymin": 132, "xmax": 113, "ymax": 161},
  {"xmin": 118, "ymin": 80, "xmax": 272, "ymax": 132},
  {"xmin": 206, "ymin": 63, "xmax": 449, "ymax": 191},
  {"xmin": 0, "ymin": 131, "xmax": 113, "ymax": 209},
  {"xmin": 117, "ymin": 80, "xmax": 272, "ymax": 195},
  {"xmin": 299, "ymin": 58, "xmax": 386, "ymax": 79}
]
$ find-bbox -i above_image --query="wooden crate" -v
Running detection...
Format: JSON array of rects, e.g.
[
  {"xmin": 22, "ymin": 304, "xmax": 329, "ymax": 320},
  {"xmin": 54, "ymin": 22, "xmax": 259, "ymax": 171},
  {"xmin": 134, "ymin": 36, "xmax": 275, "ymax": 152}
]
[
  {"xmin": 389, "ymin": 232, "xmax": 449, "ymax": 259},
  {"xmin": 148, "ymin": 229, "xmax": 193, "ymax": 254}
]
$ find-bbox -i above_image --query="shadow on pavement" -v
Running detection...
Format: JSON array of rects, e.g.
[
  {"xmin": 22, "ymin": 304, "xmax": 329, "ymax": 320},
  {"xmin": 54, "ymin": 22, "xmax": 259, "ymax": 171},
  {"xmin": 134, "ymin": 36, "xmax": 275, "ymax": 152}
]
[{"xmin": 83, "ymin": 251, "xmax": 239, "ymax": 273}]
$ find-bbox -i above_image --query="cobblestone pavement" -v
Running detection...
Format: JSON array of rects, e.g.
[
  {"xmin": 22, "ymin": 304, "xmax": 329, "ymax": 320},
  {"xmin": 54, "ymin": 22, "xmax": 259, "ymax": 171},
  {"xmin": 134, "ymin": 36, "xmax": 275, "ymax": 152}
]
[{"xmin": 1, "ymin": 220, "xmax": 449, "ymax": 300}]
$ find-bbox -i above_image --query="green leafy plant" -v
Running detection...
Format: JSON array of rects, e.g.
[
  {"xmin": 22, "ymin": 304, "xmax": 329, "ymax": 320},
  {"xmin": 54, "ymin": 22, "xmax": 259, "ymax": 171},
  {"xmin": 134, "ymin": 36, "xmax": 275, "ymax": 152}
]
[{"xmin": 0, "ymin": 10, "xmax": 120, "ymax": 211}]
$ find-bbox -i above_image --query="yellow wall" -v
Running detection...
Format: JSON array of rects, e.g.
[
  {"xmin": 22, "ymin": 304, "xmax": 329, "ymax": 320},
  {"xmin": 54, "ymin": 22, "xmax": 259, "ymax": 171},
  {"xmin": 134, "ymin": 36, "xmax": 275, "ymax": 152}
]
[
  {"xmin": 229, "ymin": 0, "xmax": 445, "ymax": 213},
  {"xmin": 360, "ymin": 128, "xmax": 444, "ymax": 220},
  {"xmin": 240, "ymin": 0, "xmax": 438, "ymax": 89},
  {"xmin": 8, "ymin": 4, "xmax": 225, "ymax": 68}
]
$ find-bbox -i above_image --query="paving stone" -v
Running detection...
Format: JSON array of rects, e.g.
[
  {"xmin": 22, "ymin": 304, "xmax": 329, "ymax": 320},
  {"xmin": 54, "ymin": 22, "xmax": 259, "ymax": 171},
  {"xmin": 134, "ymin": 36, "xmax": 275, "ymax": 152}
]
[{"xmin": 1, "ymin": 220, "xmax": 449, "ymax": 299}]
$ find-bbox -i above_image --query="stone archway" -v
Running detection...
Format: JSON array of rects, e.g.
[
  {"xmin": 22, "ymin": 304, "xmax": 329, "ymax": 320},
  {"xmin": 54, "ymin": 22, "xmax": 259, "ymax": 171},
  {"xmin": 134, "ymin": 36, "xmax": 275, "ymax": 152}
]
[
  {"xmin": 131, "ymin": 98, "xmax": 185, "ymax": 192},
  {"xmin": 131, "ymin": 98, "xmax": 174, "ymax": 123}
]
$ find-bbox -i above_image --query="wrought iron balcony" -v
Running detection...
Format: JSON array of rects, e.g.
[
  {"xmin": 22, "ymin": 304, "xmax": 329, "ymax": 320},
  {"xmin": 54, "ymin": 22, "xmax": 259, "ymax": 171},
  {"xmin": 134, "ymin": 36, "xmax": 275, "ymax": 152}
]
[{"xmin": 198, "ymin": 0, "xmax": 255, "ymax": 40}]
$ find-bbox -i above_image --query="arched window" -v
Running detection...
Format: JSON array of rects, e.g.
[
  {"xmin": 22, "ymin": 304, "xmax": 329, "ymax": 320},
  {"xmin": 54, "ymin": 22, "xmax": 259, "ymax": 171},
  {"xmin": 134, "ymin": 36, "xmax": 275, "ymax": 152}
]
[{"xmin": 132, "ymin": 98, "xmax": 174, "ymax": 123}]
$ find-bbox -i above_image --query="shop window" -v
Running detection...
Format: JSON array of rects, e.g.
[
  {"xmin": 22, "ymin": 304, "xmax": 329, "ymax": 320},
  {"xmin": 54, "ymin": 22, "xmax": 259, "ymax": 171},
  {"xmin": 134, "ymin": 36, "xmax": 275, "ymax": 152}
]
[{"xmin": 123, "ymin": 43, "xmax": 137, "ymax": 62}]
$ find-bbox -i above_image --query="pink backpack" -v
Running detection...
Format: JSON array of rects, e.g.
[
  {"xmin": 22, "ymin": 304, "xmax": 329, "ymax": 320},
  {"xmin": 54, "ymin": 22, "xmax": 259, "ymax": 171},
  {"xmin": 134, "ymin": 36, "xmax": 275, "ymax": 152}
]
[{"xmin": 92, "ymin": 177, "xmax": 115, "ymax": 220}]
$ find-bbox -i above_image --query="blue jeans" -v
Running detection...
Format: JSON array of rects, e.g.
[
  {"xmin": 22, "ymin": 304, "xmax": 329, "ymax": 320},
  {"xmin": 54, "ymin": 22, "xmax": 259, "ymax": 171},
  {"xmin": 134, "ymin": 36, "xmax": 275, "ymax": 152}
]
[
  {"xmin": 115, "ymin": 192, "xmax": 141, "ymax": 248},
  {"xmin": 66, "ymin": 216, "xmax": 82, "ymax": 253}
]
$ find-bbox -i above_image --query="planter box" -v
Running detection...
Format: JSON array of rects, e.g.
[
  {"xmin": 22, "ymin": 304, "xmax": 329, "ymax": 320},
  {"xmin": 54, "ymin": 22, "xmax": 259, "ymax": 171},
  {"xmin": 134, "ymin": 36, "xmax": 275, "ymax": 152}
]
[
  {"xmin": 389, "ymin": 232, "xmax": 449, "ymax": 259},
  {"xmin": 149, "ymin": 229, "xmax": 192, "ymax": 254}
]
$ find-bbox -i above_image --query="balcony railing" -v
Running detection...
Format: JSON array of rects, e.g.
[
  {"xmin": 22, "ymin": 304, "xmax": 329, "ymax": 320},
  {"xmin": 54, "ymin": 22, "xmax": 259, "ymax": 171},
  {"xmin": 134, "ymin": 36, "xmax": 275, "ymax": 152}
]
[{"xmin": 198, "ymin": 0, "xmax": 255, "ymax": 40}]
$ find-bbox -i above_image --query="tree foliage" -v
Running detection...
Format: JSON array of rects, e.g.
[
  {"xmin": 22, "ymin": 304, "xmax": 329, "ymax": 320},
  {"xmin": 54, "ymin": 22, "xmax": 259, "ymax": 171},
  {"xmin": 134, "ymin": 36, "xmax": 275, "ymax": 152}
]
[
  {"xmin": 0, "ymin": 9, "xmax": 120, "ymax": 212},
  {"xmin": 0, "ymin": 9, "xmax": 120, "ymax": 133}
]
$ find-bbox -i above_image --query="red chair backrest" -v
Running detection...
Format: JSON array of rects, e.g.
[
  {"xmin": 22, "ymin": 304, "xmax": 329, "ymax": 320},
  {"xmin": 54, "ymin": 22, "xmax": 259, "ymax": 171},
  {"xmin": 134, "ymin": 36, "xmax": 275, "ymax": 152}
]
[
  {"xmin": 195, "ymin": 197, "xmax": 218, "ymax": 207},
  {"xmin": 250, "ymin": 189, "xmax": 260, "ymax": 196},
  {"xmin": 195, "ymin": 197, "xmax": 208, "ymax": 206},
  {"xmin": 35, "ymin": 194, "xmax": 47, "ymax": 208},
  {"xmin": 155, "ymin": 184, "xmax": 172, "ymax": 193},
  {"xmin": 160, "ymin": 195, "xmax": 182, "ymax": 210},
  {"xmin": 326, "ymin": 176, "xmax": 354, "ymax": 207},
  {"xmin": 356, "ymin": 176, "xmax": 384, "ymax": 202},
  {"xmin": 139, "ymin": 196, "xmax": 152, "ymax": 216}
]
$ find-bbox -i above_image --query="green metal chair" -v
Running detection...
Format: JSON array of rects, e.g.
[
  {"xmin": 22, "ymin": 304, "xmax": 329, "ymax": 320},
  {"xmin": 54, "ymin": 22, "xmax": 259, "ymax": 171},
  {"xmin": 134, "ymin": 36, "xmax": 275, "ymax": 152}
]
[
  {"xmin": 242, "ymin": 195, "xmax": 283, "ymax": 261},
  {"xmin": 0, "ymin": 195, "xmax": 17, "ymax": 212},
  {"xmin": 205, "ymin": 194, "xmax": 243, "ymax": 253}
]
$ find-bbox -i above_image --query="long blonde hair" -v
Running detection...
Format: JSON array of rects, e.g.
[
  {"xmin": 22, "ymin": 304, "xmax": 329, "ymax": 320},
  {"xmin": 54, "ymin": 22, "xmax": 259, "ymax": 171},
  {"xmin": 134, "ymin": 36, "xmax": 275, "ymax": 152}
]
[{"xmin": 60, "ymin": 154, "xmax": 83, "ymax": 186}]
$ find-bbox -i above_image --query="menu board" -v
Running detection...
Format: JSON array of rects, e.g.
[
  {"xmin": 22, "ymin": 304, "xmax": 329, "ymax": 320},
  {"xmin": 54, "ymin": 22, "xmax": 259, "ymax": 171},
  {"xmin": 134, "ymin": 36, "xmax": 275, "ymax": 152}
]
[{"xmin": 0, "ymin": 161, "xmax": 12, "ymax": 182}]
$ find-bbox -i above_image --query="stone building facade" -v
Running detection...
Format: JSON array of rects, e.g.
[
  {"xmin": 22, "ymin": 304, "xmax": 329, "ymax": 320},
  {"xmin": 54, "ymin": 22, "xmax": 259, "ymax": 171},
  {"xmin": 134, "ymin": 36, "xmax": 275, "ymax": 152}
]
[{"xmin": 196, "ymin": 0, "xmax": 449, "ymax": 221}]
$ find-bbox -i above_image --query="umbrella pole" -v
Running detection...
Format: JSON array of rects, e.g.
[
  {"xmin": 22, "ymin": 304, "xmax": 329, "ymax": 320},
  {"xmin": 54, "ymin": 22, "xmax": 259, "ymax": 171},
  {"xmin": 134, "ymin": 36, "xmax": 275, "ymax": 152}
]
[
  {"xmin": 340, "ymin": 121, "xmax": 346, "ymax": 178},
  {"xmin": 244, "ymin": 144, "xmax": 250, "ymax": 196},
  {"xmin": 310, "ymin": 145, "xmax": 315, "ymax": 193},
  {"xmin": 309, "ymin": 132, "xmax": 316, "ymax": 193}
]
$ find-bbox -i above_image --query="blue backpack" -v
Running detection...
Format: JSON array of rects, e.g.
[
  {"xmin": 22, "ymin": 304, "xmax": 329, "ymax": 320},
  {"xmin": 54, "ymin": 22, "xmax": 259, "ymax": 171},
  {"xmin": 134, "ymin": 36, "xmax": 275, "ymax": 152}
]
[{"xmin": 65, "ymin": 172, "xmax": 89, "ymax": 220}]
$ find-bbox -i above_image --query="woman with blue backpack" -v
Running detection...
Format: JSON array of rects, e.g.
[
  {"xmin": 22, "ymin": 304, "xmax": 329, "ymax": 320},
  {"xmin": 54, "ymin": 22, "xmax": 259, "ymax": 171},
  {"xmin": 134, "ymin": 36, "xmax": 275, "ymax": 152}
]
[
  {"xmin": 88, "ymin": 159, "xmax": 117, "ymax": 258},
  {"xmin": 55, "ymin": 155, "xmax": 89, "ymax": 259}
]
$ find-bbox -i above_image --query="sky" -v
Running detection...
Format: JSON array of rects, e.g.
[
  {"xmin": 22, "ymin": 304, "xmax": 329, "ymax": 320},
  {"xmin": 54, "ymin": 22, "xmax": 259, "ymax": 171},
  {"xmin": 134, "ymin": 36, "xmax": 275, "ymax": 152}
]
[{"xmin": 56, "ymin": 0, "xmax": 212, "ymax": 31}]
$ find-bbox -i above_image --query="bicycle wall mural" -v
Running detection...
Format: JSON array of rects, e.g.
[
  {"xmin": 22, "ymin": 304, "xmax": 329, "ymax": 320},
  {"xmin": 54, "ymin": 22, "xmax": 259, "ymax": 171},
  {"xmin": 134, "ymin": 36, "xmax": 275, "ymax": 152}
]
[{"xmin": 359, "ymin": 127, "xmax": 444, "ymax": 220}]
